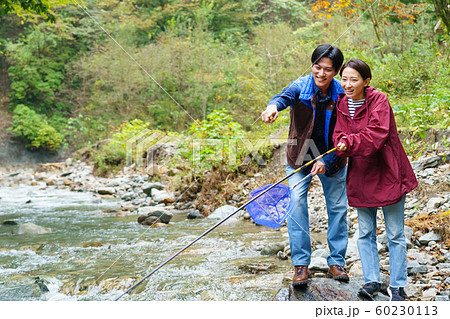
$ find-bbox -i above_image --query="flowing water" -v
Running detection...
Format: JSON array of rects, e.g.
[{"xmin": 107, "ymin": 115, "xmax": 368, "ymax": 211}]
[{"xmin": 0, "ymin": 185, "xmax": 292, "ymax": 301}]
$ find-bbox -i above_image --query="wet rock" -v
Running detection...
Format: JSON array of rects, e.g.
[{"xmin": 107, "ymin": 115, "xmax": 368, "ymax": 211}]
[
  {"xmin": 274, "ymin": 288, "xmax": 290, "ymax": 301},
  {"xmin": 138, "ymin": 207, "xmax": 173, "ymax": 224},
  {"xmin": 419, "ymin": 231, "xmax": 442, "ymax": 245},
  {"xmin": 0, "ymin": 275, "xmax": 46, "ymax": 300},
  {"xmin": 2, "ymin": 220, "xmax": 18, "ymax": 226},
  {"xmin": 277, "ymin": 251, "xmax": 289, "ymax": 260},
  {"xmin": 187, "ymin": 210, "xmax": 203, "ymax": 220},
  {"xmin": 238, "ymin": 263, "xmax": 274, "ymax": 274},
  {"xmin": 261, "ymin": 242, "xmax": 287, "ymax": 256},
  {"xmin": 17, "ymin": 223, "xmax": 51, "ymax": 235},
  {"xmin": 288, "ymin": 277, "xmax": 390, "ymax": 301}
]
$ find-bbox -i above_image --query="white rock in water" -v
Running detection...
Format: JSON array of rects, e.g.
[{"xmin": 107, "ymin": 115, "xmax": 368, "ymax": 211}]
[{"xmin": 17, "ymin": 223, "xmax": 51, "ymax": 235}]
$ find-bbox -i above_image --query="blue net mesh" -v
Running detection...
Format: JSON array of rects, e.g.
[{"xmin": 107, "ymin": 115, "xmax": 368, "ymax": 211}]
[{"xmin": 245, "ymin": 183, "xmax": 293, "ymax": 229}]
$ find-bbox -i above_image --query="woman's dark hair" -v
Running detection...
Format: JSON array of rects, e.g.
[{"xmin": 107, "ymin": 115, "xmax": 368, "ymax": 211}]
[
  {"xmin": 311, "ymin": 44, "xmax": 344, "ymax": 72},
  {"xmin": 340, "ymin": 59, "xmax": 372, "ymax": 80}
]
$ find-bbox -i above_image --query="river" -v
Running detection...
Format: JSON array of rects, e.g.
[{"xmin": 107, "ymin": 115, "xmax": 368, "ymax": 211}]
[{"xmin": 0, "ymin": 185, "xmax": 292, "ymax": 301}]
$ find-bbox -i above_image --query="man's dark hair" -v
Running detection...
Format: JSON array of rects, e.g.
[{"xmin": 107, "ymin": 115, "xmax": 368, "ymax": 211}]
[
  {"xmin": 340, "ymin": 58, "xmax": 372, "ymax": 80},
  {"xmin": 311, "ymin": 44, "xmax": 344, "ymax": 72}
]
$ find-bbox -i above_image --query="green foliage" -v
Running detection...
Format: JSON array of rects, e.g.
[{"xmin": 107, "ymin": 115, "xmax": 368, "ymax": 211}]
[
  {"xmin": 180, "ymin": 109, "xmax": 248, "ymax": 172},
  {"xmin": 0, "ymin": 0, "xmax": 71, "ymax": 22},
  {"xmin": 393, "ymin": 88, "xmax": 450, "ymax": 136},
  {"xmin": 92, "ymin": 119, "xmax": 172, "ymax": 176},
  {"xmin": 9, "ymin": 104, "xmax": 63, "ymax": 151}
]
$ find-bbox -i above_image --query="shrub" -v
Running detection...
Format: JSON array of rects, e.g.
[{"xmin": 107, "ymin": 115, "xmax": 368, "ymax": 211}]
[{"xmin": 9, "ymin": 104, "xmax": 63, "ymax": 151}]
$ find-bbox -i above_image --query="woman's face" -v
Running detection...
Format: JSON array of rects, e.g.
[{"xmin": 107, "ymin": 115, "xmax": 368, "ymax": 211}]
[{"xmin": 340, "ymin": 67, "xmax": 371, "ymax": 101}]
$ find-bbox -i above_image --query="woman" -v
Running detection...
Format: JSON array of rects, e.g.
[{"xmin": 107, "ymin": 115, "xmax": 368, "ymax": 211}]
[{"xmin": 333, "ymin": 59, "xmax": 418, "ymax": 301}]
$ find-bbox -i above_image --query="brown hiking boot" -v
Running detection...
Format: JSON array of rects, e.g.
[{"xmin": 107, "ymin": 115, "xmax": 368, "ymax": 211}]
[
  {"xmin": 292, "ymin": 265, "xmax": 311, "ymax": 286},
  {"xmin": 327, "ymin": 264, "xmax": 349, "ymax": 282}
]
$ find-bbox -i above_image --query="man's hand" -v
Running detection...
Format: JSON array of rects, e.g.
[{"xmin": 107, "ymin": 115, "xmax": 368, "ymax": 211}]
[
  {"xmin": 336, "ymin": 141, "xmax": 347, "ymax": 152},
  {"xmin": 261, "ymin": 104, "xmax": 278, "ymax": 123},
  {"xmin": 311, "ymin": 161, "xmax": 326, "ymax": 176}
]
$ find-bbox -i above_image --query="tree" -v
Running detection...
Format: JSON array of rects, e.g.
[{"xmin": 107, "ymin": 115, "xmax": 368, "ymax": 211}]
[
  {"xmin": 311, "ymin": 0, "xmax": 428, "ymax": 57},
  {"xmin": 431, "ymin": 0, "xmax": 450, "ymax": 33},
  {"xmin": 0, "ymin": 0, "xmax": 73, "ymax": 22}
]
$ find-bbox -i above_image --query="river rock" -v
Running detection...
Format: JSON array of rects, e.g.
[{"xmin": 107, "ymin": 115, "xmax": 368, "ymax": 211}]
[
  {"xmin": 97, "ymin": 187, "xmax": 116, "ymax": 195},
  {"xmin": 17, "ymin": 223, "xmax": 51, "ymax": 235},
  {"xmin": 427, "ymin": 197, "xmax": 445, "ymax": 209},
  {"xmin": 138, "ymin": 206, "xmax": 173, "ymax": 224},
  {"xmin": 407, "ymin": 249, "xmax": 438, "ymax": 265},
  {"xmin": 261, "ymin": 242, "xmax": 287, "ymax": 256},
  {"xmin": 288, "ymin": 277, "xmax": 389, "ymax": 301},
  {"xmin": 435, "ymin": 295, "xmax": 450, "ymax": 301},
  {"xmin": 207, "ymin": 205, "xmax": 238, "ymax": 220},
  {"xmin": 2, "ymin": 220, "xmax": 18, "ymax": 226},
  {"xmin": 411, "ymin": 155, "xmax": 441, "ymax": 169},
  {"xmin": 187, "ymin": 210, "xmax": 203, "ymax": 219},
  {"xmin": 151, "ymin": 189, "xmax": 175, "ymax": 204},
  {"xmin": 349, "ymin": 260, "xmax": 364, "ymax": 277},
  {"xmin": 419, "ymin": 231, "xmax": 442, "ymax": 245},
  {"xmin": 310, "ymin": 257, "xmax": 328, "ymax": 271},
  {"xmin": 407, "ymin": 260, "xmax": 428, "ymax": 275},
  {"xmin": 311, "ymin": 248, "xmax": 329, "ymax": 259},
  {"xmin": 142, "ymin": 182, "xmax": 165, "ymax": 195},
  {"xmin": 422, "ymin": 287, "xmax": 437, "ymax": 299},
  {"xmin": 274, "ymin": 288, "xmax": 290, "ymax": 301},
  {"xmin": 436, "ymin": 263, "xmax": 450, "ymax": 270}
]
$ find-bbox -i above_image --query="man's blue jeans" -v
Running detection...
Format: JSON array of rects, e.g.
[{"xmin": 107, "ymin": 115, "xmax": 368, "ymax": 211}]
[
  {"xmin": 357, "ymin": 196, "xmax": 407, "ymax": 287},
  {"xmin": 286, "ymin": 164, "xmax": 348, "ymax": 267}
]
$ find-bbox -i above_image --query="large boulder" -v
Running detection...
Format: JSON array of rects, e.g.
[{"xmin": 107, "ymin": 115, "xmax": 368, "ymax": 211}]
[
  {"xmin": 276, "ymin": 277, "xmax": 390, "ymax": 301},
  {"xmin": 17, "ymin": 223, "xmax": 51, "ymax": 235}
]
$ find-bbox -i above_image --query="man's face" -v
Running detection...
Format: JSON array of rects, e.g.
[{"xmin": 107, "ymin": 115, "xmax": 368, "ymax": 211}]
[{"xmin": 311, "ymin": 57, "xmax": 338, "ymax": 93}]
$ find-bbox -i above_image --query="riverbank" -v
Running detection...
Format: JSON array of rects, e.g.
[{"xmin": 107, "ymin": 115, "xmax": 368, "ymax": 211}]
[{"xmin": 0, "ymin": 145, "xmax": 449, "ymax": 300}]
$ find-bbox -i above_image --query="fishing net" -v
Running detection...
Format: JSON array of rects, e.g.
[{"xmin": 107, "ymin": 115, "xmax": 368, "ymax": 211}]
[{"xmin": 245, "ymin": 183, "xmax": 294, "ymax": 229}]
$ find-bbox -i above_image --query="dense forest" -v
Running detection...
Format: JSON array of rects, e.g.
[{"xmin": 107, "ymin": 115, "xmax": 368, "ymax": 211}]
[{"xmin": 0, "ymin": 0, "xmax": 449, "ymax": 175}]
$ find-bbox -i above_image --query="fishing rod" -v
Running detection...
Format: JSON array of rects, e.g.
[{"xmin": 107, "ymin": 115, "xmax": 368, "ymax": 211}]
[{"xmin": 115, "ymin": 147, "xmax": 337, "ymax": 300}]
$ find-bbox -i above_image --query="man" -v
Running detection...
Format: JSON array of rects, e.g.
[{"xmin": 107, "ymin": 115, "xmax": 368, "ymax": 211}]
[{"xmin": 261, "ymin": 44, "xmax": 349, "ymax": 287}]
